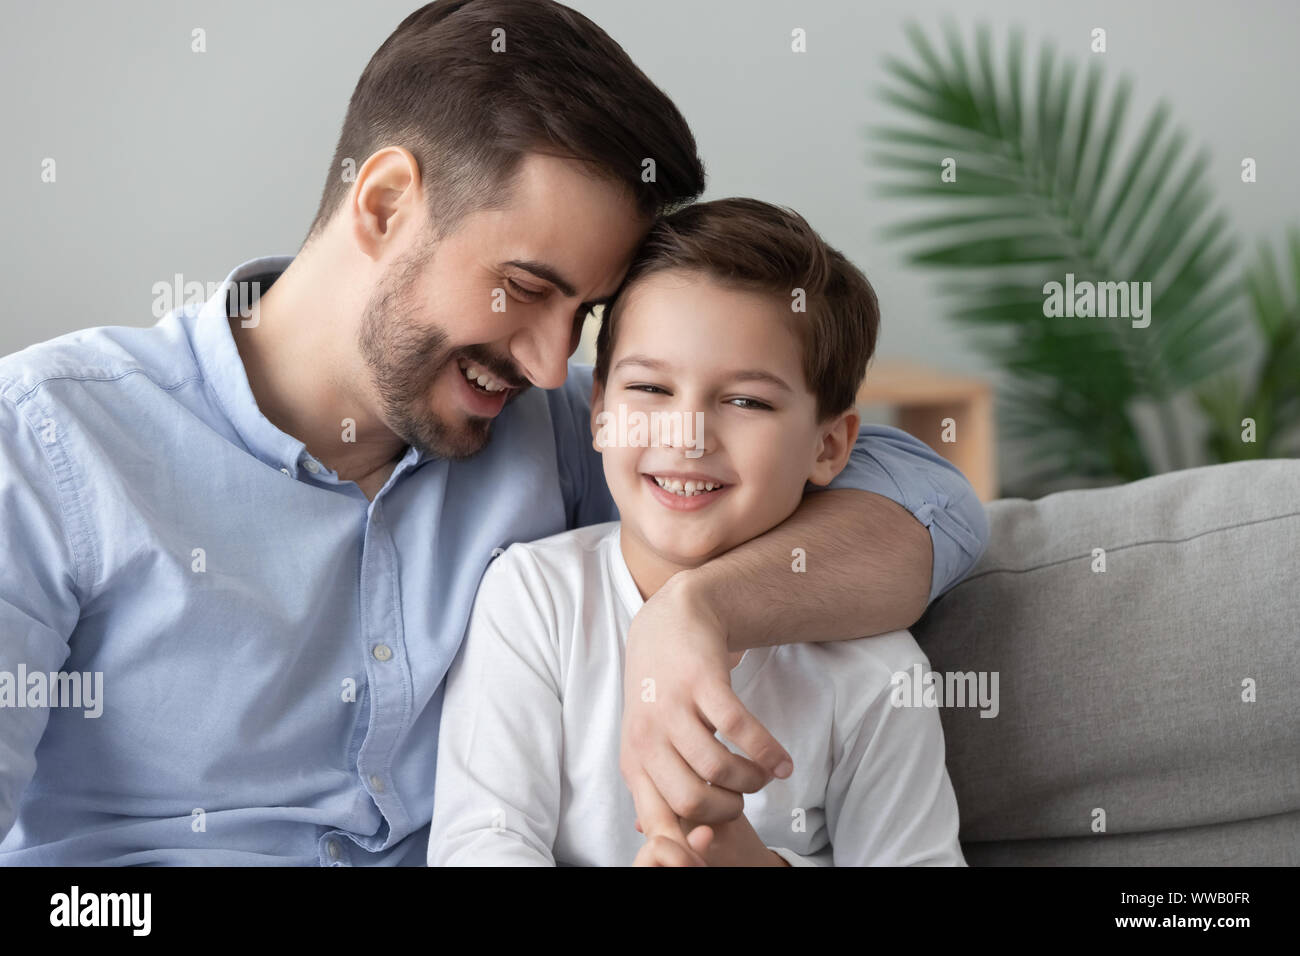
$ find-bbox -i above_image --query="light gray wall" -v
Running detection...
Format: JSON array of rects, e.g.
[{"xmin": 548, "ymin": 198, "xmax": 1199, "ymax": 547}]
[{"xmin": 3, "ymin": 0, "xmax": 1296, "ymax": 489}]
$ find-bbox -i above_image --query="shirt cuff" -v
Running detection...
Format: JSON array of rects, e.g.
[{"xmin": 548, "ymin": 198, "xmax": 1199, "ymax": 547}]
[{"xmin": 768, "ymin": 846, "xmax": 826, "ymax": 867}]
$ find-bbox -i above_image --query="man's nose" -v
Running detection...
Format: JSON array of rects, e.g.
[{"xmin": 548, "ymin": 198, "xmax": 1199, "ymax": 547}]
[{"xmin": 512, "ymin": 302, "xmax": 574, "ymax": 390}]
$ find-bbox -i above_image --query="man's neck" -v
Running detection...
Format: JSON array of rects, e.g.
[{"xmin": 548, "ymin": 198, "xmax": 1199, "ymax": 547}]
[{"xmin": 230, "ymin": 254, "xmax": 407, "ymax": 484}]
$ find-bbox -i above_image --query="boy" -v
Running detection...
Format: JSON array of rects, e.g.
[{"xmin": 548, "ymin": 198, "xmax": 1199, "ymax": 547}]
[{"xmin": 427, "ymin": 198, "xmax": 965, "ymax": 866}]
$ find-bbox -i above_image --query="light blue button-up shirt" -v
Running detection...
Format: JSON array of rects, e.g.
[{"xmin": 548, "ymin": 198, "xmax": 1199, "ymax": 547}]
[{"xmin": 0, "ymin": 255, "xmax": 988, "ymax": 865}]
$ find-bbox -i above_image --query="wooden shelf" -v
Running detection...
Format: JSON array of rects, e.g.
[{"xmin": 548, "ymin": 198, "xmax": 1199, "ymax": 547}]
[{"xmin": 856, "ymin": 359, "xmax": 998, "ymax": 502}]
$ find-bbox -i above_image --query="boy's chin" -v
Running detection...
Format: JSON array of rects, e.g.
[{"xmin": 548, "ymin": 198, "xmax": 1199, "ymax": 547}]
[{"xmin": 637, "ymin": 526, "xmax": 731, "ymax": 567}]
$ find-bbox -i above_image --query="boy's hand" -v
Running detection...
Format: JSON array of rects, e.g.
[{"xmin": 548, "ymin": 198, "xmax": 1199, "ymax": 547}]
[
  {"xmin": 685, "ymin": 812, "xmax": 791, "ymax": 867},
  {"xmin": 631, "ymin": 832, "xmax": 708, "ymax": 867},
  {"xmin": 620, "ymin": 569, "xmax": 793, "ymax": 846},
  {"xmin": 632, "ymin": 813, "xmax": 790, "ymax": 867}
]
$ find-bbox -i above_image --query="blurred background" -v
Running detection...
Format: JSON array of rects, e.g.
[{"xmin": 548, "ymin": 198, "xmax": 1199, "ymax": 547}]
[{"xmin": 2, "ymin": 0, "xmax": 1296, "ymax": 497}]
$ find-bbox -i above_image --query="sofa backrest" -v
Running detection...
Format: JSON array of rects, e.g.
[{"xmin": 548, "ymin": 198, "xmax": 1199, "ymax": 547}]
[{"xmin": 911, "ymin": 459, "xmax": 1300, "ymax": 865}]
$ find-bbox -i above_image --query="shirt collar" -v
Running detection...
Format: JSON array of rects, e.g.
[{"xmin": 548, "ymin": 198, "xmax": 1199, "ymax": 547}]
[
  {"xmin": 192, "ymin": 255, "xmax": 315, "ymax": 475},
  {"xmin": 192, "ymin": 254, "xmax": 435, "ymax": 476}
]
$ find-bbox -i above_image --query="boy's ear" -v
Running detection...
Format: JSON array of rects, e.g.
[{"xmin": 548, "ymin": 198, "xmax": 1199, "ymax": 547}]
[
  {"xmin": 589, "ymin": 376, "xmax": 606, "ymax": 453},
  {"xmin": 806, "ymin": 408, "xmax": 860, "ymax": 487}
]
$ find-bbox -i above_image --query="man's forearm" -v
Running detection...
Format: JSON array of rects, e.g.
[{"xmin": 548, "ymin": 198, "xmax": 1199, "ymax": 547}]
[{"xmin": 677, "ymin": 488, "xmax": 933, "ymax": 651}]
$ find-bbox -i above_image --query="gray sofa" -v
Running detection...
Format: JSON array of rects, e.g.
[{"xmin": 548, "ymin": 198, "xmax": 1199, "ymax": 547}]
[{"xmin": 912, "ymin": 458, "xmax": 1300, "ymax": 865}]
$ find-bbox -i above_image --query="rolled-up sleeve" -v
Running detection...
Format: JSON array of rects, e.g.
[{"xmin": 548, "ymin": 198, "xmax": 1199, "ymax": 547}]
[{"xmin": 822, "ymin": 424, "xmax": 989, "ymax": 604}]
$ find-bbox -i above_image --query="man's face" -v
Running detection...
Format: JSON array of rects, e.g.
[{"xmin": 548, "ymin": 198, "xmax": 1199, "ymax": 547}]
[{"xmin": 359, "ymin": 152, "xmax": 649, "ymax": 459}]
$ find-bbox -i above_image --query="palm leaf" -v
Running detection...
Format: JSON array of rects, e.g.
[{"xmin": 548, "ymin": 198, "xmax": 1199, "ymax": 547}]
[
  {"xmin": 871, "ymin": 22, "xmax": 1246, "ymax": 488},
  {"xmin": 1197, "ymin": 229, "xmax": 1300, "ymax": 460}
]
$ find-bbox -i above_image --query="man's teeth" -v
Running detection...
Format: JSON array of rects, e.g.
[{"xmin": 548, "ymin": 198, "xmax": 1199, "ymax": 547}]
[
  {"xmin": 653, "ymin": 476, "xmax": 722, "ymax": 496},
  {"xmin": 459, "ymin": 359, "xmax": 506, "ymax": 393}
]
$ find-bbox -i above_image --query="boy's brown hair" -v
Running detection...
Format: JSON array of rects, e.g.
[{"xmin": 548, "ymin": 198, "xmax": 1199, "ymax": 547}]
[
  {"xmin": 594, "ymin": 198, "xmax": 880, "ymax": 421},
  {"xmin": 305, "ymin": 0, "xmax": 706, "ymax": 247}
]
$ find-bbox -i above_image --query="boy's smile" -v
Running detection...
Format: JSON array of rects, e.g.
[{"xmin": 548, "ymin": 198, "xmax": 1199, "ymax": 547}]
[{"xmin": 642, "ymin": 470, "xmax": 732, "ymax": 511}]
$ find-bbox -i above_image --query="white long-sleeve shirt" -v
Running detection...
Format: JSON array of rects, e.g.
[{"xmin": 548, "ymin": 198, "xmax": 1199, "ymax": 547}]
[{"xmin": 428, "ymin": 522, "xmax": 966, "ymax": 866}]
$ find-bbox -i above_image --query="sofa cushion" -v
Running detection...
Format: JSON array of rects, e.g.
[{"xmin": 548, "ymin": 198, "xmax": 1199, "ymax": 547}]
[{"xmin": 911, "ymin": 459, "xmax": 1300, "ymax": 865}]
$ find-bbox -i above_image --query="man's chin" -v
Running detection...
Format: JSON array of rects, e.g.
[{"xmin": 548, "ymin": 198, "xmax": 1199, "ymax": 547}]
[
  {"xmin": 394, "ymin": 408, "xmax": 493, "ymax": 461},
  {"xmin": 395, "ymin": 371, "xmax": 530, "ymax": 461}
]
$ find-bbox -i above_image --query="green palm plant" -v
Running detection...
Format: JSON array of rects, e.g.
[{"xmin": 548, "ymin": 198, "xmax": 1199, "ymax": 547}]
[
  {"xmin": 1197, "ymin": 230, "xmax": 1300, "ymax": 461},
  {"xmin": 870, "ymin": 22, "xmax": 1296, "ymax": 494}
]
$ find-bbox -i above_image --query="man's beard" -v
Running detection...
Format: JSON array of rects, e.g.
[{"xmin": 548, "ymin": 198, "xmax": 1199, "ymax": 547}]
[{"xmin": 358, "ymin": 245, "xmax": 502, "ymax": 461}]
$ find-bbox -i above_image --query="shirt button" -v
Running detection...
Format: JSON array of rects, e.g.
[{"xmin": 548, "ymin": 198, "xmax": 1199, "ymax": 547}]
[
  {"xmin": 304, "ymin": 459, "xmax": 321, "ymax": 474},
  {"xmin": 279, "ymin": 467, "xmax": 291, "ymax": 476},
  {"xmin": 369, "ymin": 775, "xmax": 386, "ymax": 793},
  {"xmin": 372, "ymin": 644, "xmax": 393, "ymax": 662},
  {"xmin": 327, "ymin": 840, "xmax": 340, "ymax": 860}
]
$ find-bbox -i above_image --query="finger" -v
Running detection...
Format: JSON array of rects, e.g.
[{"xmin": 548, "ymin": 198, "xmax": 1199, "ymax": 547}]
[
  {"xmin": 687, "ymin": 825, "xmax": 715, "ymax": 857},
  {"xmin": 628, "ymin": 774, "xmax": 709, "ymax": 866},
  {"xmin": 652, "ymin": 836, "xmax": 705, "ymax": 868},
  {"xmin": 672, "ymin": 708, "xmax": 770, "ymax": 794},
  {"xmin": 641, "ymin": 734, "xmax": 745, "ymax": 824},
  {"xmin": 628, "ymin": 767, "xmax": 685, "ymax": 843},
  {"xmin": 698, "ymin": 680, "xmax": 793, "ymax": 778},
  {"xmin": 635, "ymin": 818, "xmax": 643, "ymax": 834}
]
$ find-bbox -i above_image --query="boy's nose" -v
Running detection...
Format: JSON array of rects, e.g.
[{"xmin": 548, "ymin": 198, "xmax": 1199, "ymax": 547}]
[{"xmin": 661, "ymin": 400, "xmax": 713, "ymax": 458}]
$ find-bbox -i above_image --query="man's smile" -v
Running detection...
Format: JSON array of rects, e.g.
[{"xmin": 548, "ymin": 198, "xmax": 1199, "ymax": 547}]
[{"xmin": 450, "ymin": 353, "xmax": 526, "ymax": 418}]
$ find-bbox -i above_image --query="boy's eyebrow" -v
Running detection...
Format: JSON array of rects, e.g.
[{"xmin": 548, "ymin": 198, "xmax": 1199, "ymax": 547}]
[
  {"xmin": 503, "ymin": 259, "xmax": 618, "ymax": 311},
  {"xmin": 613, "ymin": 355, "xmax": 794, "ymax": 392},
  {"xmin": 729, "ymin": 369, "xmax": 794, "ymax": 392}
]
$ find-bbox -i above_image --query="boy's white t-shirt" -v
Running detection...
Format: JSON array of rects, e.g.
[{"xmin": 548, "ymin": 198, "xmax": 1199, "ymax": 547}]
[{"xmin": 428, "ymin": 521, "xmax": 966, "ymax": 866}]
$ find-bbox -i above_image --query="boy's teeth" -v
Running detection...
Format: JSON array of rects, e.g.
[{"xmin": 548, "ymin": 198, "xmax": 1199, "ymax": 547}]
[{"xmin": 652, "ymin": 476, "xmax": 721, "ymax": 497}]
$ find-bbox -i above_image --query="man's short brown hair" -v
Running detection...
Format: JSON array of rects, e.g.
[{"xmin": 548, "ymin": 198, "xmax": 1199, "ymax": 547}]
[
  {"xmin": 594, "ymin": 198, "xmax": 880, "ymax": 421},
  {"xmin": 305, "ymin": 0, "xmax": 706, "ymax": 246}
]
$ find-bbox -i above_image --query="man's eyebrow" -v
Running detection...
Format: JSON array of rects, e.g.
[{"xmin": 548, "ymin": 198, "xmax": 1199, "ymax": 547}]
[
  {"xmin": 612, "ymin": 355, "xmax": 793, "ymax": 392},
  {"xmin": 503, "ymin": 259, "xmax": 577, "ymax": 298}
]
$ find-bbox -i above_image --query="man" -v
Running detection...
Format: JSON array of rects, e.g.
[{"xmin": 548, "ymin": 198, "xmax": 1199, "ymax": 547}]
[{"xmin": 0, "ymin": 0, "xmax": 987, "ymax": 865}]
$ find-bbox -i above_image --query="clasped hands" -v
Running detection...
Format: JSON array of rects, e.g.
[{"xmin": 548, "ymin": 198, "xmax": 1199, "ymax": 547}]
[{"xmin": 620, "ymin": 570, "xmax": 793, "ymax": 868}]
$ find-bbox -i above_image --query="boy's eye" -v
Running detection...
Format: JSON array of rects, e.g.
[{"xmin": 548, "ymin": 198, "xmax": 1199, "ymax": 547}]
[
  {"xmin": 626, "ymin": 383, "xmax": 668, "ymax": 395},
  {"xmin": 728, "ymin": 397, "xmax": 772, "ymax": 411},
  {"xmin": 506, "ymin": 277, "xmax": 544, "ymax": 300}
]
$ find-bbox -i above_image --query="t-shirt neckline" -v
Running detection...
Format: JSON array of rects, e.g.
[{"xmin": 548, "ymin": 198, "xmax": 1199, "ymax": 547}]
[{"xmin": 606, "ymin": 525, "xmax": 773, "ymax": 695}]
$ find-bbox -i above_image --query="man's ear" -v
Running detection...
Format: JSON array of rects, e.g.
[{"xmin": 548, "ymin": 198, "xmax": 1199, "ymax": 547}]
[
  {"xmin": 590, "ymin": 376, "xmax": 606, "ymax": 453},
  {"xmin": 807, "ymin": 408, "xmax": 860, "ymax": 487}
]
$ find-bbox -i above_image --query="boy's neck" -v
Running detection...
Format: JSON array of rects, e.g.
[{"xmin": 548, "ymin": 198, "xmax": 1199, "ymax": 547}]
[{"xmin": 618, "ymin": 525, "xmax": 746, "ymax": 670}]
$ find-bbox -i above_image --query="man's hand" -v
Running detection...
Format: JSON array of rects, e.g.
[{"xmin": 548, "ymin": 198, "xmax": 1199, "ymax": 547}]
[{"xmin": 620, "ymin": 569, "xmax": 794, "ymax": 849}]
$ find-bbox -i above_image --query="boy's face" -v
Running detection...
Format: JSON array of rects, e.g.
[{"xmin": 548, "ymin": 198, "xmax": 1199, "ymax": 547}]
[{"xmin": 591, "ymin": 269, "xmax": 857, "ymax": 567}]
